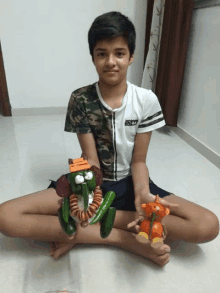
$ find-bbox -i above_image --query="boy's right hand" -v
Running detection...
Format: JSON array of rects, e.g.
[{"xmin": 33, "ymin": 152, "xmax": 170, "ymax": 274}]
[{"xmin": 89, "ymin": 165, "xmax": 103, "ymax": 186}]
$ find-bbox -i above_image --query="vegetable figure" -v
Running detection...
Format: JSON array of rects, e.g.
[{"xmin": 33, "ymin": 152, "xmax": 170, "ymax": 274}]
[
  {"xmin": 55, "ymin": 158, "xmax": 116, "ymax": 239},
  {"xmin": 136, "ymin": 195, "xmax": 170, "ymax": 244}
]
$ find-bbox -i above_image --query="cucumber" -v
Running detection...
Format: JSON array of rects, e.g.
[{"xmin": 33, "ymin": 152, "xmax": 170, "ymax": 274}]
[
  {"xmin": 62, "ymin": 197, "xmax": 70, "ymax": 223},
  {"xmin": 90, "ymin": 191, "xmax": 116, "ymax": 225},
  {"xmin": 100, "ymin": 207, "xmax": 116, "ymax": 238},
  {"xmin": 58, "ymin": 207, "xmax": 76, "ymax": 236}
]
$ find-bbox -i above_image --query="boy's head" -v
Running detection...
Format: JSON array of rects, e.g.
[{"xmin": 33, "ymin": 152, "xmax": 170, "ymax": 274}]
[
  {"xmin": 88, "ymin": 11, "xmax": 136, "ymax": 62},
  {"xmin": 88, "ymin": 11, "xmax": 136, "ymax": 85}
]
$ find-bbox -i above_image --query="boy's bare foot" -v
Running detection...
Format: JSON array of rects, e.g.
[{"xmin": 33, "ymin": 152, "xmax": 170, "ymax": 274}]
[
  {"xmin": 143, "ymin": 241, "xmax": 171, "ymax": 267},
  {"xmin": 131, "ymin": 223, "xmax": 171, "ymax": 267},
  {"xmin": 117, "ymin": 232, "xmax": 171, "ymax": 267},
  {"xmin": 49, "ymin": 241, "xmax": 76, "ymax": 260},
  {"xmin": 116, "ymin": 226, "xmax": 171, "ymax": 267}
]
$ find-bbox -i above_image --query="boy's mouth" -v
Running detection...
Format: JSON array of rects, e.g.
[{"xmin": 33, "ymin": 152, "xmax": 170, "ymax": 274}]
[{"xmin": 105, "ymin": 70, "xmax": 118, "ymax": 72}]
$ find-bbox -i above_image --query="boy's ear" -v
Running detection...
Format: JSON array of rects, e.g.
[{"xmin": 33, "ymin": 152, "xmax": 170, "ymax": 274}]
[{"xmin": 129, "ymin": 54, "xmax": 134, "ymax": 65}]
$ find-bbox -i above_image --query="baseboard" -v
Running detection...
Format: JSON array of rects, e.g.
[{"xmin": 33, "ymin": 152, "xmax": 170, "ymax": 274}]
[
  {"xmin": 12, "ymin": 107, "xmax": 67, "ymax": 116},
  {"xmin": 167, "ymin": 126, "xmax": 220, "ymax": 170}
]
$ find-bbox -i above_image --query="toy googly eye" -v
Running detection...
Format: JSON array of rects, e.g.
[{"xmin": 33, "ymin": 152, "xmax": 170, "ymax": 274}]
[
  {"xmin": 75, "ymin": 175, "xmax": 84, "ymax": 184},
  {"xmin": 85, "ymin": 171, "xmax": 93, "ymax": 180}
]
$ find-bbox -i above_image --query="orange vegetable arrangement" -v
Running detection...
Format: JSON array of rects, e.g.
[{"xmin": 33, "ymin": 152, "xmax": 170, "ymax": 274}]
[
  {"xmin": 69, "ymin": 158, "xmax": 91, "ymax": 173},
  {"xmin": 136, "ymin": 195, "xmax": 170, "ymax": 244}
]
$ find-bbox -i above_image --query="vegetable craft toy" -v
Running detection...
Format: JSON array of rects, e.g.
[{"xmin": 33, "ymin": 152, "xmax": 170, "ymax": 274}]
[
  {"xmin": 136, "ymin": 195, "xmax": 170, "ymax": 244},
  {"xmin": 55, "ymin": 158, "xmax": 116, "ymax": 239}
]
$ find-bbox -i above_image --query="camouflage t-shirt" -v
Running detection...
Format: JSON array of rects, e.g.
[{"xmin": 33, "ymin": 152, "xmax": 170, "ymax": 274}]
[{"xmin": 64, "ymin": 80, "xmax": 166, "ymax": 181}]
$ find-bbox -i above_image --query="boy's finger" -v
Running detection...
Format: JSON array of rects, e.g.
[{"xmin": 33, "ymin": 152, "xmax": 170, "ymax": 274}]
[
  {"xmin": 160, "ymin": 199, "xmax": 180, "ymax": 208},
  {"xmin": 167, "ymin": 203, "xmax": 180, "ymax": 208},
  {"xmin": 127, "ymin": 221, "xmax": 136, "ymax": 228},
  {"xmin": 135, "ymin": 225, "xmax": 140, "ymax": 233},
  {"xmin": 138, "ymin": 215, "xmax": 145, "ymax": 222},
  {"xmin": 127, "ymin": 218, "xmax": 140, "ymax": 228}
]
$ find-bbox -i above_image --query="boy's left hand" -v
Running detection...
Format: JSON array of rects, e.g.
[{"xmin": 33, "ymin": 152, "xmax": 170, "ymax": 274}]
[{"xmin": 127, "ymin": 190, "xmax": 180, "ymax": 230}]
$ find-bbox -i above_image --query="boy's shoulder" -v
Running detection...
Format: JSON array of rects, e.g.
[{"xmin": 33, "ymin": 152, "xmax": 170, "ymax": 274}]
[
  {"xmin": 71, "ymin": 82, "xmax": 97, "ymax": 98},
  {"xmin": 130, "ymin": 82, "xmax": 158, "ymax": 105},
  {"xmin": 68, "ymin": 82, "xmax": 98, "ymax": 108},
  {"xmin": 133, "ymin": 82, "xmax": 155, "ymax": 96}
]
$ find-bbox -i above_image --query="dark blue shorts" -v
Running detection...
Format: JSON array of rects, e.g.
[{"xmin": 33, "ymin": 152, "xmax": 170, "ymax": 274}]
[{"xmin": 47, "ymin": 174, "xmax": 172, "ymax": 212}]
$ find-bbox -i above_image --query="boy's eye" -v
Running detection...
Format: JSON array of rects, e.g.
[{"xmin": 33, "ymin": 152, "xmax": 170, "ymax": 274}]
[{"xmin": 98, "ymin": 53, "xmax": 124, "ymax": 57}]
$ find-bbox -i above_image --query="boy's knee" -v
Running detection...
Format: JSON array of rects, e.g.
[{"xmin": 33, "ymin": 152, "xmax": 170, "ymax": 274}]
[
  {"xmin": 0, "ymin": 203, "xmax": 17, "ymax": 237},
  {"xmin": 198, "ymin": 213, "xmax": 219, "ymax": 242}
]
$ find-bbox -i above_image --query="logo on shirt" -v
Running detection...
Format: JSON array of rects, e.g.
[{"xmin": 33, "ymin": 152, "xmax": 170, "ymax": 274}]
[{"xmin": 125, "ymin": 119, "xmax": 138, "ymax": 126}]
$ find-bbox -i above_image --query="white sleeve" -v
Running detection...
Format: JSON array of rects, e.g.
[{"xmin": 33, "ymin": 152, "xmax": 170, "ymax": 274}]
[{"xmin": 137, "ymin": 90, "xmax": 166, "ymax": 133}]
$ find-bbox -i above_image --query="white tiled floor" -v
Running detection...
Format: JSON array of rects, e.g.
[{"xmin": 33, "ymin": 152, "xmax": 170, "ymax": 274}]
[{"xmin": 0, "ymin": 114, "xmax": 220, "ymax": 293}]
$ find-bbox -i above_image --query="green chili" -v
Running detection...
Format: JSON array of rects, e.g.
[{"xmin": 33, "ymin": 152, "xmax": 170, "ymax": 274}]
[
  {"xmin": 62, "ymin": 197, "xmax": 70, "ymax": 223},
  {"xmin": 90, "ymin": 191, "xmax": 116, "ymax": 225},
  {"xmin": 100, "ymin": 207, "xmax": 116, "ymax": 238}
]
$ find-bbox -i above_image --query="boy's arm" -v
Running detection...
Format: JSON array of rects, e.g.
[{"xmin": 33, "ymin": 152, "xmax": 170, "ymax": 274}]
[
  {"xmin": 77, "ymin": 133, "xmax": 103, "ymax": 186},
  {"xmin": 131, "ymin": 132, "xmax": 152, "ymax": 197},
  {"xmin": 77, "ymin": 133, "xmax": 100, "ymax": 168}
]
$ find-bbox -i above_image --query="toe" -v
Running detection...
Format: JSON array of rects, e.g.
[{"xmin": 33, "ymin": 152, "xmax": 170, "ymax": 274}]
[
  {"xmin": 49, "ymin": 242, "xmax": 58, "ymax": 257},
  {"xmin": 53, "ymin": 248, "xmax": 63, "ymax": 259},
  {"xmin": 152, "ymin": 243, "xmax": 171, "ymax": 255},
  {"xmin": 53, "ymin": 244, "xmax": 71, "ymax": 260},
  {"xmin": 50, "ymin": 242, "xmax": 56, "ymax": 252},
  {"xmin": 160, "ymin": 256, "xmax": 170, "ymax": 267},
  {"xmin": 157, "ymin": 253, "xmax": 170, "ymax": 266}
]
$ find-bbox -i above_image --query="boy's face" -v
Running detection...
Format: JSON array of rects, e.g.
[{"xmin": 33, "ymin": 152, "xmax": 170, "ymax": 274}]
[{"xmin": 93, "ymin": 36, "xmax": 134, "ymax": 87}]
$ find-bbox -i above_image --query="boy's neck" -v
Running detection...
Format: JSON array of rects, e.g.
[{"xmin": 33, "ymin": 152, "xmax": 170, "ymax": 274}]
[{"xmin": 98, "ymin": 79, "xmax": 127, "ymax": 100}]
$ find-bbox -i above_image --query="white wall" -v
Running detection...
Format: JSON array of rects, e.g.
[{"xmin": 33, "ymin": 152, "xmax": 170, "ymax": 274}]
[
  {"xmin": 178, "ymin": 5, "xmax": 220, "ymax": 157},
  {"xmin": 0, "ymin": 0, "xmax": 147, "ymax": 108},
  {"xmin": 1, "ymin": 0, "xmax": 219, "ymax": 159}
]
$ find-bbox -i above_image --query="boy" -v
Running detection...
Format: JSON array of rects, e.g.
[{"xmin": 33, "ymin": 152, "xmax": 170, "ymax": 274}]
[{"xmin": 0, "ymin": 11, "xmax": 219, "ymax": 268}]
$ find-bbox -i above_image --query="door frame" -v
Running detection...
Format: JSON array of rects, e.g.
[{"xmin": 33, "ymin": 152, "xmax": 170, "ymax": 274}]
[{"xmin": 0, "ymin": 40, "xmax": 12, "ymax": 116}]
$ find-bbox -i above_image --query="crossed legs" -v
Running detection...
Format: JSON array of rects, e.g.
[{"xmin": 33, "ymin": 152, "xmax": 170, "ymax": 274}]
[{"xmin": 0, "ymin": 188, "xmax": 219, "ymax": 267}]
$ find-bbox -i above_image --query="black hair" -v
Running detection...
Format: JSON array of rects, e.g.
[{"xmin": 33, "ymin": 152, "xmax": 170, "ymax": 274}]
[{"xmin": 88, "ymin": 11, "xmax": 136, "ymax": 62}]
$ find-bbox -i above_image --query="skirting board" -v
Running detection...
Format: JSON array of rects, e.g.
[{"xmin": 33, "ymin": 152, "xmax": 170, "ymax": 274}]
[
  {"xmin": 11, "ymin": 107, "xmax": 220, "ymax": 170},
  {"xmin": 12, "ymin": 107, "xmax": 67, "ymax": 116},
  {"xmin": 162, "ymin": 125, "xmax": 220, "ymax": 170}
]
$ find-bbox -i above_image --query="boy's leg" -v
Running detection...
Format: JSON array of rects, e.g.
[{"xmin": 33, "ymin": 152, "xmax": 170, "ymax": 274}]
[
  {"xmin": 0, "ymin": 190, "xmax": 171, "ymax": 267},
  {"xmin": 0, "ymin": 188, "xmax": 138, "ymax": 242},
  {"xmin": 0, "ymin": 188, "xmax": 218, "ymax": 243},
  {"xmin": 161, "ymin": 193, "xmax": 219, "ymax": 243},
  {"xmin": 0, "ymin": 188, "xmax": 218, "ymax": 267}
]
